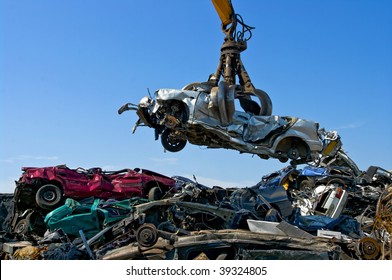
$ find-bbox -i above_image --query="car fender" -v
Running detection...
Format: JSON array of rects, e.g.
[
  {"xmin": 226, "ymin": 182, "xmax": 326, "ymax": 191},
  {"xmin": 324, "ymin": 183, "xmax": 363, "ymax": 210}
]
[
  {"xmin": 155, "ymin": 89, "xmax": 198, "ymax": 120},
  {"xmin": 271, "ymin": 123, "xmax": 323, "ymax": 154}
]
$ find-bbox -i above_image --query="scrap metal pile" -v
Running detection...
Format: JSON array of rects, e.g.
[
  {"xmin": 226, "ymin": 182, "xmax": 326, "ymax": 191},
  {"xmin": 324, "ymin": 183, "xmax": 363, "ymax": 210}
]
[
  {"xmin": 1, "ymin": 155, "xmax": 391, "ymax": 260},
  {"xmin": 1, "ymin": 0, "xmax": 391, "ymax": 261}
]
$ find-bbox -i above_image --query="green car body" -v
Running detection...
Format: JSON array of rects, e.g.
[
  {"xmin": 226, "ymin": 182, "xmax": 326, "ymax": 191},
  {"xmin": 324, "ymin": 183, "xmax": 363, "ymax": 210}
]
[{"xmin": 44, "ymin": 197, "xmax": 147, "ymax": 239}]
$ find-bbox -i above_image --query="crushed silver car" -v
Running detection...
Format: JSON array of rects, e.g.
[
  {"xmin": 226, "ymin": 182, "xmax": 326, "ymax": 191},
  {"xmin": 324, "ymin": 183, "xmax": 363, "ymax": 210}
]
[{"xmin": 119, "ymin": 81, "xmax": 324, "ymax": 164}]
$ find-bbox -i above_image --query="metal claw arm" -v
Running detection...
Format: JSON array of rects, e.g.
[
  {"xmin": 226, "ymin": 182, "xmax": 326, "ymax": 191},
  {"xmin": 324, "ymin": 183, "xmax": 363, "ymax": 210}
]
[
  {"xmin": 210, "ymin": 0, "xmax": 273, "ymax": 116},
  {"xmin": 211, "ymin": 0, "xmax": 254, "ymax": 91}
]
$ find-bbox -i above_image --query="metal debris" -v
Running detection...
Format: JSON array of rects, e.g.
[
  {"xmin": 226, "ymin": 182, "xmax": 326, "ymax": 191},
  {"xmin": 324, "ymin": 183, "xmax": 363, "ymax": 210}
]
[{"xmin": 1, "ymin": 158, "xmax": 390, "ymax": 260}]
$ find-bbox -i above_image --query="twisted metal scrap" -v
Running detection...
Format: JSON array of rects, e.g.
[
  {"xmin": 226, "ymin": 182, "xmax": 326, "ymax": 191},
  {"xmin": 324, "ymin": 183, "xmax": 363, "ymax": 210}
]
[
  {"xmin": 13, "ymin": 245, "xmax": 47, "ymax": 260},
  {"xmin": 373, "ymin": 183, "xmax": 392, "ymax": 259}
]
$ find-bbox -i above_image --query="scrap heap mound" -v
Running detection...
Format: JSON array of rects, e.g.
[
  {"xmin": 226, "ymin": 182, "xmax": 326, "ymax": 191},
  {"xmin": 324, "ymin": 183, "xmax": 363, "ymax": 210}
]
[{"xmin": 1, "ymin": 161, "xmax": 391, "ymax": 260}]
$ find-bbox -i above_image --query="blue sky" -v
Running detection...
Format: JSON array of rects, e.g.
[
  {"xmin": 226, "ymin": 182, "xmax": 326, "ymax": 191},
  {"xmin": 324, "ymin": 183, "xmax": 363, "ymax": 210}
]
[{"xmin": 1, "ymin": 0, "xmax": 391, "ymax": 193}]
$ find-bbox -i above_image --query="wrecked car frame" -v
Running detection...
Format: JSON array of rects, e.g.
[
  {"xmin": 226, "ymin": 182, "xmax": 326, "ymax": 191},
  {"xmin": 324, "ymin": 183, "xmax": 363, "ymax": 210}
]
[
  {"xmin": 2, "ymin": 164, "xmax": 391, "ymax": 260},
  {"xmin": 10, "ymin": 165, "xmax": 176, "ymax": 235},
  {"xmin": 119, "ymin": 81, "xmax": 324, "ymax": 164}
]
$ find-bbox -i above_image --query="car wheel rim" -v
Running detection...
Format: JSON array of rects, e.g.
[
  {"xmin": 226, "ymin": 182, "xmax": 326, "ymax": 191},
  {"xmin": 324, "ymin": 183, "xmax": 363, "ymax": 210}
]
[
  {"xmin": 136, "ymin": 224, "xmax": 158, "ymax": 247},
  {"xmin": 43, "ymin": 191, "xmax": 56, "ymax": 202},
  {"xmin": 16, "ymin": 224, "xmax": 26, "ymax": 233}
]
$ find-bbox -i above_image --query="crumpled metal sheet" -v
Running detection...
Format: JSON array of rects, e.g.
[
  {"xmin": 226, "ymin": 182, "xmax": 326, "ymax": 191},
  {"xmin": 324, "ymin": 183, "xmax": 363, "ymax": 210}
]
[
  {"xmin": 374, "ymin": 184, "xmax": 392, "ymax": 235},
  {"xmin": 167, "ymin": 230, "xmax": 341, "ymax": 260},
  {"xmin": 241, "ymin": 249, "xmax": 330, "ymax": 260},
  {"xmin": 372, "ymin": 183, "xmax": 392, "ymax": 259},
  {"xmin": 243, "ymin": 115, "xmax": 288, "ymax": 142},
  {"xmin": 191, "ymin": 93, "xmax": 288, "ymax": 143},
  {"xmin": 102, "ymin": 240, "xmax": 173, "ymax": 260},
  {"xmin": 99, "ymin": 229, "xmax": 341, "ymax": 260}
]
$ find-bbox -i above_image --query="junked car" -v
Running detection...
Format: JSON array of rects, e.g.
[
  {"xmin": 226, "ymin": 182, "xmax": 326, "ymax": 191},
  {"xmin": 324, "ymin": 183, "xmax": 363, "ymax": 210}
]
[
  {"xmin": 44, "ymin": 197, "xmax": 148, "ymax": 239},
  {"xmin": 10, "ymin": 165, "xmax": 176, "ymax": 235},
  {"xmin": 254, "ymin": 161, "xmax": 392, "ymax": 233},
  {"xmin": 119, "ymin": 81, "xmax": 324, "ymax": 164}
]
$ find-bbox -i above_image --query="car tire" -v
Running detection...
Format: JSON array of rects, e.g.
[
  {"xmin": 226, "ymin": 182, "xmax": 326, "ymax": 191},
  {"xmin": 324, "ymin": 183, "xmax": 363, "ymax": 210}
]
[
  {"xmin": 278, "ymin": 155, "xmax": 288, "ymax": 163},
  {"xmin": 35, "ymin": 184, "xmax": 63, "ymax": 210},
  {"xmin": 136, "ymin": 223, "xmax": 158, "ymax": 247},
  {"xmin": 148, "ymin": 187, "xmax": 163, "ymax": 201},
  {"xmin": 14, "ymin": 218, "xmax": 30, "ymax": 235},
  {"xmin": 161, "ymin": 129, "xmax": 187, "ymax": 152}
]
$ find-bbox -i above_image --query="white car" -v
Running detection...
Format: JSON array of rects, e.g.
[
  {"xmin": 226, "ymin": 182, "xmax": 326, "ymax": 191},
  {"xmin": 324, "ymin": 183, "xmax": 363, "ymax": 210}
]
[{"xmin": 119, "ymin": 81, "xmax": 323, "ymax": 164}]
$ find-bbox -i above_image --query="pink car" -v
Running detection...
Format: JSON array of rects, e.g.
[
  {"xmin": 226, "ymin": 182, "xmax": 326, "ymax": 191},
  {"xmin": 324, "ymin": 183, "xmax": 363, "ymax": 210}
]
[{"xmin": 14, "ymin": 165, "xmax": 176, "ymax": 211}]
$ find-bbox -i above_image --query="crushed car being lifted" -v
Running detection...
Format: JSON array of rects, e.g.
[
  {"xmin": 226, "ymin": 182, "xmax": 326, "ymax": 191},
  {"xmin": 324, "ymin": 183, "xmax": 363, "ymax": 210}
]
[{"xmin": 119, "ymin": 81, "xmax": 324, "ymax": 164}]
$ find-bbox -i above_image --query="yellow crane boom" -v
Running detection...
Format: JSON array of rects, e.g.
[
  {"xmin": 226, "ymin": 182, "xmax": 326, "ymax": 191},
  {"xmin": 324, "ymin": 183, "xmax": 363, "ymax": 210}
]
[{"xmin": 211, "ymin": 0, "xmax": 234, "ymax": 27}]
